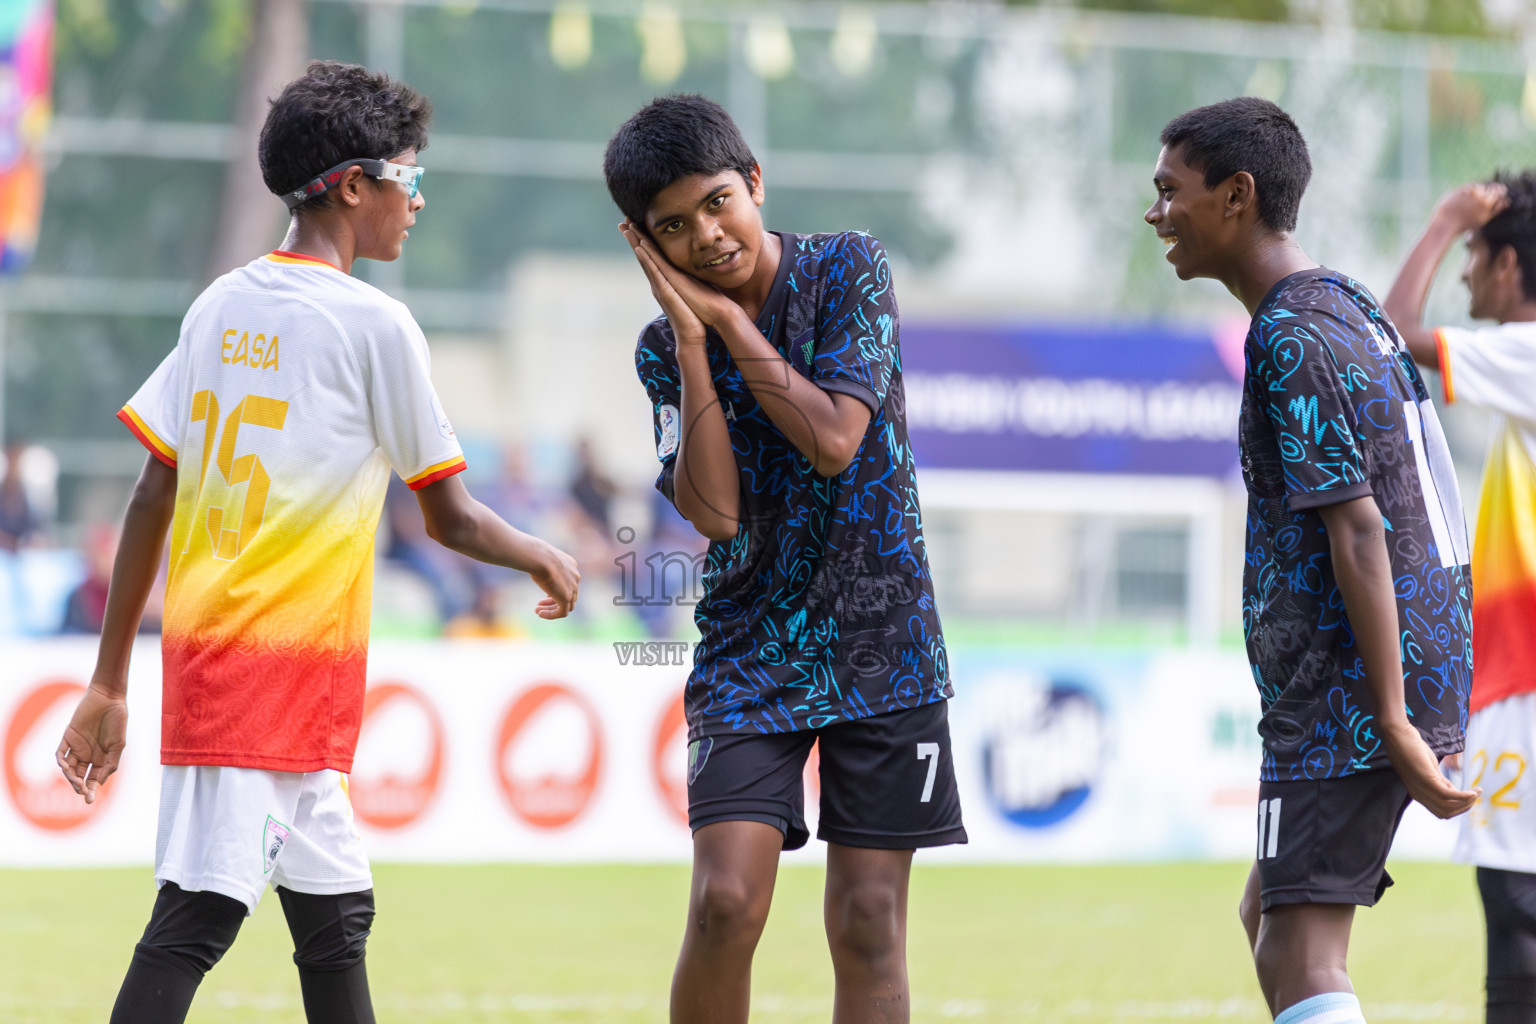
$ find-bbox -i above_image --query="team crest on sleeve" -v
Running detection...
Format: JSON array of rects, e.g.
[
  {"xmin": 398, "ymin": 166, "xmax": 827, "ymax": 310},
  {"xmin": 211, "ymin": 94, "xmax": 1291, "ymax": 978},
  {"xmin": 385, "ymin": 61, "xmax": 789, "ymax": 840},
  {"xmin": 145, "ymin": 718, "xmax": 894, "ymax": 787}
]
[
  {"xmin": 262, "ymin": 815, "xmax": 291, "ymax": 875},
  {"xmin": 658, "ymin": 403, "xmax": 680, "ymax": 459}
]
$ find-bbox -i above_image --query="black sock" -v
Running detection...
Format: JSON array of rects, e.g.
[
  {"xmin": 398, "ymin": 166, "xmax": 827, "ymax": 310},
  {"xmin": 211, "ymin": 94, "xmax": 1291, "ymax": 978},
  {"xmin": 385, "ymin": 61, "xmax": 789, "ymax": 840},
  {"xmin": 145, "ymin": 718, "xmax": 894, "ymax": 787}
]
[
  {"xmin": 296, "ymin": 958, "xmax": 376, "ymax": 1024},
  {"xmin": 1488, "ymin": 975, "xmax": 1536, "ymax": 1024}
]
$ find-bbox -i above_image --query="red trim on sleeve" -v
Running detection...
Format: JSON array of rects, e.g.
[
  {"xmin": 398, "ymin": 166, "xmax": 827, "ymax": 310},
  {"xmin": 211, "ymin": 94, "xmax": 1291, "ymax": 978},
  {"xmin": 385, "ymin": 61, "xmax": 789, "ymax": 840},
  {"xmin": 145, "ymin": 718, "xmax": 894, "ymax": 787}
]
[
  {"xmin": 405, "ymin": 457, "xmax": 467, "ymax": 491},
  {"xmin": 1434, "ymin": 328, "xmax": 1455, "ymax": 404},
  {"xmin": 117, "ymin": 408, "xmax": 178, "ymax": 468}
]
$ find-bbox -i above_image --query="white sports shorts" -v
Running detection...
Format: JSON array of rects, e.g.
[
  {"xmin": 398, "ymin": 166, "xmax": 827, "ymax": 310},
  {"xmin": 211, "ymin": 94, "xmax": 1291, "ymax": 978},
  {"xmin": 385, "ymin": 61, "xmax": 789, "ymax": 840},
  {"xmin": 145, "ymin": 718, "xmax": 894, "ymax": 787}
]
[
  {"xmin": 1455, "ymin": 692, "xmax": 1536, "ymax": 874},
  {"xmin": 154, "ymin": 765, "xmax": 373, "ymax": 913}
]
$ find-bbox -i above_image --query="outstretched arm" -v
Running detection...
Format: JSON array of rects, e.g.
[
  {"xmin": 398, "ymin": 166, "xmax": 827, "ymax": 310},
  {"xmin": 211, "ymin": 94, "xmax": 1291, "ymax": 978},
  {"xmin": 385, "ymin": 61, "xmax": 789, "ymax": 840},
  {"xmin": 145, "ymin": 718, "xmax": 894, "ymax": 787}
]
[
  {"xmin": 1383, "ymin": 182, "xmax": 1509, "ymax": 366},
  {"xmin": 56, "ymin": 454, "xmax": 177, "ymax": 803},
  {"xmin": 1318, "ymin": 495, "xmax": 1478, "ymax": 817},
  {"xmin": 415, "ymin": 474, "xmax": 580, "ymax": 617},
  {"xmin": 624, "ymin": 228, "xmax": 871, "ymax": 478}
]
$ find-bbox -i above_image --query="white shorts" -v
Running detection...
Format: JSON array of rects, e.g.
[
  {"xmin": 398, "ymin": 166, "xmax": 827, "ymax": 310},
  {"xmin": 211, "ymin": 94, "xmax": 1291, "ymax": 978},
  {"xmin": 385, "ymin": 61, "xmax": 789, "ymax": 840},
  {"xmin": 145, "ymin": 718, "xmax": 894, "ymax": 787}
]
[
  {"xmin": 1455, "ymin": 692, "xmax": 1536, "ymax": 873},
  {"xmin": 155, "ymin": 765, "xmax": 373, "ymax": 913}
]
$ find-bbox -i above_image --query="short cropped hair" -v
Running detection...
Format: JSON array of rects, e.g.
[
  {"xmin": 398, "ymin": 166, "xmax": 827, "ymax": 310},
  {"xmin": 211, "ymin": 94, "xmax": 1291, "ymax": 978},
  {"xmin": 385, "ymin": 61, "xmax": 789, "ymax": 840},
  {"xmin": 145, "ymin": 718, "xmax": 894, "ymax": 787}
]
[
  {"xmin": 604, "ymin": 95, "xmax": 757, "ymax": 227},
  {"xmin": 1478, "ymin": 170, "xmax": 1536, "ymax": 300},
  {"xmin": 259, "ymin": 61, "xmax": 432, "ymax": 215},
  {"xmin": 1160, "ymin": 97, "xmax": 1311, "ymax": 233}
]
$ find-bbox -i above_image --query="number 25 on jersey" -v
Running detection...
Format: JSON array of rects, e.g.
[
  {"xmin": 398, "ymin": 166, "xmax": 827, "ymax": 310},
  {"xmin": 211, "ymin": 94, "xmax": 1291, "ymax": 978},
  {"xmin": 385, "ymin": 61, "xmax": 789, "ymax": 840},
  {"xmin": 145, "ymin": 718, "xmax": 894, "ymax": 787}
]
[{"xmin": 188, "ymin": 389, "xmax": 288, "ymax": 561}]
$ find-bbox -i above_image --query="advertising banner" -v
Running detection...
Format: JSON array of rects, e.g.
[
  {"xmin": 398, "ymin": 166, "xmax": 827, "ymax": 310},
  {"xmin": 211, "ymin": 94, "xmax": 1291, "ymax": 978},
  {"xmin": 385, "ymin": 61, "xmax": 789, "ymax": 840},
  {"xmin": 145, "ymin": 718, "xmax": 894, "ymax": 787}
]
[
  {"xmin": 0, "ymin": 640, "xmax": 1458, "ymax": 867},
  {"xmin": 902, "ymin": 321, "xmax": 1247, "ymax": 478}
]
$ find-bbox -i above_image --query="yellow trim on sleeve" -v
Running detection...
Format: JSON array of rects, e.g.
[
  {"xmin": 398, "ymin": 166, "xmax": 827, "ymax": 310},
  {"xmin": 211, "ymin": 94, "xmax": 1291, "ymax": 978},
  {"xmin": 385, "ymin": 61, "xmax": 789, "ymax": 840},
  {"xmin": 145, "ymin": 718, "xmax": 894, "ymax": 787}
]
[
  {"xmin": 404, "ymin": 456, "xmax": 467, "ymax": 489},
  {"xmin": 119, "ymin": 405, "xmax": 178, "ymax": 465}
]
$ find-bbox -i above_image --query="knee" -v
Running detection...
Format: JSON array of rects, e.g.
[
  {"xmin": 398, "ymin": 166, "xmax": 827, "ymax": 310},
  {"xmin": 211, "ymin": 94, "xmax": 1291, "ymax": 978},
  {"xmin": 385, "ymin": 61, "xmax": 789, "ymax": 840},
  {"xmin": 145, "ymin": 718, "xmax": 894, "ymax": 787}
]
[
  {"xmin": 278, "ymin": 888, "xmax": 375, "ymax": 972},
  {"xmin": 137, "ymin": 882, "xmax": 246, "ymax": 978},
  {"xmin": 692, "ymin": 876, "xmax": 770, "ymax": 945},
  {"xmin": 827, "ymin": 882, "xmax": 903, "ymax": 966},
  {"xmin": 1238, "ymin": 889, "xmax": 1262, "ymax": 942}
]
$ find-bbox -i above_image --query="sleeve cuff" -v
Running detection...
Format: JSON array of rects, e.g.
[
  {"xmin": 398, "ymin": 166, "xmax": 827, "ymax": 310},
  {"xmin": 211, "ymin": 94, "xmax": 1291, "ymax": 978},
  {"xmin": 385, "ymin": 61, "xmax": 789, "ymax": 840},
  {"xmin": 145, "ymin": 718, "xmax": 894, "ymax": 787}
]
[
  {"xmin": 405, "ymin": 455, "xmax": 467, "ymax": 490},
  {"xmin": 816, "ymin": 376, "xmax": 880, "ymax": 415},
  {"xmin": 117, "ymin": 406, "xmax": 178, "ymax": 468},
  {"xmin": 1286, "ymin": 480, "xmax": 1374, "ymax": 512},
  {"xmin": 1433, "ymin": 327, "xmax": 1455, "ymax": 404}
]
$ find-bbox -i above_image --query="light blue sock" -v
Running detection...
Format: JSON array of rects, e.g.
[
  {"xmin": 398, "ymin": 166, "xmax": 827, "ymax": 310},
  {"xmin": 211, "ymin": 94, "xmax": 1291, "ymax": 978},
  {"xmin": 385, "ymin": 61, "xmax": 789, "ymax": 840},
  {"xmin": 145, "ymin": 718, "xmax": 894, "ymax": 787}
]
[{"xmin": 1273, "ymin": 992, "xmax": 1366, "ymax": 1024}]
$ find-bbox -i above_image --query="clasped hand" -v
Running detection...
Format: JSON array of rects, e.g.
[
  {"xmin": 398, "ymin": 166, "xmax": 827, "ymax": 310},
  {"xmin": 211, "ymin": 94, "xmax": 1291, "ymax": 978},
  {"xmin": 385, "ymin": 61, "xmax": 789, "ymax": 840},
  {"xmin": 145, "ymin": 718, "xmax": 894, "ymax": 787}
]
[{"xmin": 619, "ymin": 222, "xmax": 742, "ymax": 346}]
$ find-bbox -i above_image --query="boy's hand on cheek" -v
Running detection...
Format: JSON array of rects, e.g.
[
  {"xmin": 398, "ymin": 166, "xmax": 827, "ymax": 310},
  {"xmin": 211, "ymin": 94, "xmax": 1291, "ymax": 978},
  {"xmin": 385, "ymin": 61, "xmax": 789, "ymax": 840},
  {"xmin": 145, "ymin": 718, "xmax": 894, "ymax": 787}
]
[{"xmin": 621, "ymin": 222, "xmax": 707, "ymax": 347}]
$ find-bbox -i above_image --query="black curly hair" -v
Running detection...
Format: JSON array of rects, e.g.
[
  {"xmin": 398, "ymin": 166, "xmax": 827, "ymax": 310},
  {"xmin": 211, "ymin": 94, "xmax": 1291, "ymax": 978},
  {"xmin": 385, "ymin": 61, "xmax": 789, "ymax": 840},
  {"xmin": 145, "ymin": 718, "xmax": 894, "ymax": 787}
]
[
  {"xmin": 1478, "ymin": 170, "xmax": 1536, "ymax": 300},
  {"xmin": 259, "ymin": 61, "xmax": 432, "ymax": 216},
  {"xmin": 603, "ymin": 94, "xmax": 757, "ymax": 228}
]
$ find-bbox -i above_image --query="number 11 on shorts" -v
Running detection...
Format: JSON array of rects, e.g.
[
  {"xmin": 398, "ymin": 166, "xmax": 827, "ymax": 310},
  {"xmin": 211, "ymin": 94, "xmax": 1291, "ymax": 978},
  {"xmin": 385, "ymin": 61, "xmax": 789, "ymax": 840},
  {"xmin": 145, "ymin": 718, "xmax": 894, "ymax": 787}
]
[
  {"xmin": 917, "ymin": 743, "xmax": 940, "ymax": 803},
  {"xmin": 1256, "ymin": 797, "xmax": 1281, "ymax": 859}
]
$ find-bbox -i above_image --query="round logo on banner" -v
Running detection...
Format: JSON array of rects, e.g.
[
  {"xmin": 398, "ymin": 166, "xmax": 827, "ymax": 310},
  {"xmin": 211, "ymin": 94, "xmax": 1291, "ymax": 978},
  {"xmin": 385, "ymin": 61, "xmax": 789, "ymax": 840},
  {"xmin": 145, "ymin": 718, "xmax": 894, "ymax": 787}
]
[
  {"xmin": 980, "ymin": 679, "xmax": 1106, "ymax": 829},
  {"xmin": 349, "ymin": 682, "xmax": 444, "ymax": 830},
  {"xmin": 652, "ymin": 694, "xmax": 689, "ymax": 825},
  {"xmin": 5, "ymin": 679, "xmax": 110, "ymax": 831},
  {"xmin": 495, "ymin": 683, "xmax": 603, "ymax": 829}
]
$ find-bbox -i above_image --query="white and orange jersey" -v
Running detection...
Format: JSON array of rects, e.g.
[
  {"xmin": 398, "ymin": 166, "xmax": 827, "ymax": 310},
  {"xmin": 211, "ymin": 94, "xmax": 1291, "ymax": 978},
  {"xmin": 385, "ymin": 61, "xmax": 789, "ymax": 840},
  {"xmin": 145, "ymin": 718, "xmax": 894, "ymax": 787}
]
[
  {"xmin": 119, "ymin": 250, "xmax": 466, "ymax": 773},
  {"xmin": 1436, "ymin": 322, "xmax": 1536, "ymax": 714}
]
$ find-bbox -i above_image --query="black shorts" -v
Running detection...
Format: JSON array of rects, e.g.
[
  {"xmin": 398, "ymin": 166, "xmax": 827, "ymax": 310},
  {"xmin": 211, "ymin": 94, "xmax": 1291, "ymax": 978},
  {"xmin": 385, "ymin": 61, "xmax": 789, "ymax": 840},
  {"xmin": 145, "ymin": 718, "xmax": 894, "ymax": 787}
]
[
  {"xmin": 1254, "ymin": 770, "xmax": 1411, "ymax": 912},
  {"xmin": 686, "ymin": 699, "xmax": 967, "ymax": 851}
]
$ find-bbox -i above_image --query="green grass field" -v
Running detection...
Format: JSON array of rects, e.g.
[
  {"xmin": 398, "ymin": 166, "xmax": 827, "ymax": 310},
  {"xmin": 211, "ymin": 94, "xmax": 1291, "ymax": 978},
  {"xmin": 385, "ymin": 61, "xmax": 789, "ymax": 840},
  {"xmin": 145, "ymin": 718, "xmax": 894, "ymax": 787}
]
[{"xmin": 0, "ymin": 862, "xmax": 1484, "ymax": 1022}]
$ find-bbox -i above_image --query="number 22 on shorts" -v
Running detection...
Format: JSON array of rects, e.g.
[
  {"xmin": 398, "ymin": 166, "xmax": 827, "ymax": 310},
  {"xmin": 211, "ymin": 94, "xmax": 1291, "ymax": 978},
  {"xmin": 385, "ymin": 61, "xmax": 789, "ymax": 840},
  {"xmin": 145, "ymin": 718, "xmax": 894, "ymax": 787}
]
[
  {"xmin": 188, "ymin": 389, "xmax": 289, "ymax": 561},
  {"xmin": 1468, "ymin": 749, "xmax": 1526, "ymax": 826}
]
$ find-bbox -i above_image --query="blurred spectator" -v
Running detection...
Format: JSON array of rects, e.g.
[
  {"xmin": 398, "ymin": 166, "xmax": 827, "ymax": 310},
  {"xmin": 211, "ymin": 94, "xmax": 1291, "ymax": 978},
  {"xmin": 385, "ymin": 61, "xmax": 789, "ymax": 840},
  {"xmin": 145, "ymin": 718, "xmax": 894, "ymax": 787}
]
[
  {"xmin": 443, "ymin": 581, "xmax": 522, "ymax": 639},
  {"xmin": 60, "ymin": 523, "xmax": 163, "ymax": 634},
  {"xmin": 381, "ymin": 475, "xmax": 475, "ymax": 621},
  {"xmin": 0, "ymin": 441, "xmax": 47, "ymax": 551},
  {"xmin": 569, "ymin": 436, "xmax": 617, "ymax": 533}
]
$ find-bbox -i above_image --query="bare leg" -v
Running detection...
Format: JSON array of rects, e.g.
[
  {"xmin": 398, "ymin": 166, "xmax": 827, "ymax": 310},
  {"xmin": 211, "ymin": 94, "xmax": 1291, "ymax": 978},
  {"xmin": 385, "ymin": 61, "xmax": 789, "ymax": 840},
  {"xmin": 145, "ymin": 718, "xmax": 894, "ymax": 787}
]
[
  {"xmin": 1252, "ymin": 902, "xmax": 1356, "ymax": 1017},
  {"xmin": 1240, "ymin": 862, "xmax": 1262, "ymax": 955},
  {"xmin": 670, "ymin": 821, "xmax": 783, "ymax": 1024},
  {"xmin": 825, "ymin": 843, "xmax": 914, "ymax": 1024}
]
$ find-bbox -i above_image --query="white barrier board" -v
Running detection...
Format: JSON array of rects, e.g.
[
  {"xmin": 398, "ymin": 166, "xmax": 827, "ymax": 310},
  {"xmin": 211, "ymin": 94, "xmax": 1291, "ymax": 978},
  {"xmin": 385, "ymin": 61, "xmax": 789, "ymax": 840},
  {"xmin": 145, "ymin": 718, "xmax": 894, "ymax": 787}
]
[{"xmin": 0, "ymin": 640, "xmax": 1458, "ymax": 867}]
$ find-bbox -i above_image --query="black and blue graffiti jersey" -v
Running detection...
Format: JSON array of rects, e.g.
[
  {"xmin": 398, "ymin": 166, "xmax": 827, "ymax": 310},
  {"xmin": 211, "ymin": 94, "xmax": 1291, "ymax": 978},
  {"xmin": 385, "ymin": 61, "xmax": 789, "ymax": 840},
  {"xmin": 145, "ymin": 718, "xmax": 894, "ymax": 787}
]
[
  {"xmin": 1241, "ymin": 268, "xmax": 1471, "ymax": 782},
  {"xmin": 636, "ymin": 231, "xmax": 951, "ymax": 738}
]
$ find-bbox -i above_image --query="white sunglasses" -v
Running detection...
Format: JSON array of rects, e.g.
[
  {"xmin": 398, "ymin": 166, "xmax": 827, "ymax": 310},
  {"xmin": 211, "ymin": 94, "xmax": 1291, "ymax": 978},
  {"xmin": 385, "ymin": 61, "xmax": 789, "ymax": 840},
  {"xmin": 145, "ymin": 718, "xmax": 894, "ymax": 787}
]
[{"xmin": 283, "ymin": 159, "xmax": 424, "ymax": 209}]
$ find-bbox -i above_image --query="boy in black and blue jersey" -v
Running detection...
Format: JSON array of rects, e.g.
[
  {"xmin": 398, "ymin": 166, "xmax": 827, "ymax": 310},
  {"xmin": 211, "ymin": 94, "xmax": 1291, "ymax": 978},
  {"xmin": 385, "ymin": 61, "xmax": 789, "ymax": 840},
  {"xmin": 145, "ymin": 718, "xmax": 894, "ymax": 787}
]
[
  {"xmin": 1146, "ymin": 97, "xmax": 1476, "ymax": 1024},
  {"xmin": 604, "ymin": 95, "xmax": 964, "ymax": 1024}
]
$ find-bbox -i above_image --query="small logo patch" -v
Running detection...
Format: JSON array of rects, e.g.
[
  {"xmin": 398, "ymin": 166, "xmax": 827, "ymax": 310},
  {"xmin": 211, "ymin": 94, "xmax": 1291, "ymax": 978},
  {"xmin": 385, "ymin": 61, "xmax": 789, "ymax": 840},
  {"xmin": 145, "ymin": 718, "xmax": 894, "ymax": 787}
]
[
  {"xmin": 431, "ymin": 393, "xmax": 456, "ymax": 439},
  {"xmin": 262, "ymin": 814, "xmax": 291, "ymax": 875},
  {"xmin": 657, "ymin": 403, "xmax": 680, "ymax": 459},
  {"xmin": 687, "ymin": 737, "xmax": 713, "ymax": 785}
]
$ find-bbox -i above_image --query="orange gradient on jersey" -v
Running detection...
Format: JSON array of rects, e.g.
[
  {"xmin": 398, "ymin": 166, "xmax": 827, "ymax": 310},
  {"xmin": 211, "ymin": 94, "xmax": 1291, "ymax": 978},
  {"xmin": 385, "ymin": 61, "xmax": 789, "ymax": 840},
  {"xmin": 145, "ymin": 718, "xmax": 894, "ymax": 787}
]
[{"xmin": 1468, "ymin": 427, "xmax": 1536, "ymax": 713}]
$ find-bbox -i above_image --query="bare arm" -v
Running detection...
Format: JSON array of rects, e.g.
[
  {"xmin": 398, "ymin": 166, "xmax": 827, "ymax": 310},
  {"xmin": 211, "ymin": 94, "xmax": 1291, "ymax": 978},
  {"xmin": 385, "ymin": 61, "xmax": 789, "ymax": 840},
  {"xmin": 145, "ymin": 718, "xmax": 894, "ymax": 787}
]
[
  {"xmin": 673, "ymin": 343, "xmax": 742, "ymax": 541},
  {"xmin": 415, "ymin": 474, "xmax": 579, "ymax": 617},
  {"xmin": 621, "ymin": 223, "xmax": 741, "ymax": 541},
  {"xmin": 710, "ymin": 306, "xmax": 874, "ymax": 477},
  {"xmin": 56, "ymin": 454, "xmax": 177, "ymax": 802},
  {"xmin": 1318, "ymin": 495, "xmax": 1478, "ymax": 817},
  {"xmin": 1383, "ymin": 182, "xmax": 1509, "ymax": 367}
]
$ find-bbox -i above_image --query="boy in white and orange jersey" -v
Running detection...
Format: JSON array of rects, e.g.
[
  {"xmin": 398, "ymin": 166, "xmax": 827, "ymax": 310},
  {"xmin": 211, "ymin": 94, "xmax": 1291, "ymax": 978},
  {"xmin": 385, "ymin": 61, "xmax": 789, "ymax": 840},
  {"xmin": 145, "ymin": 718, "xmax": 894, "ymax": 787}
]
[
  {"xmin": 1385, "ymin": 172, "xmax": 1536, "ymax": 1024},
  {"xmin": 54, "ymin": 61, "xmax": 579, "ymax": 1024}
]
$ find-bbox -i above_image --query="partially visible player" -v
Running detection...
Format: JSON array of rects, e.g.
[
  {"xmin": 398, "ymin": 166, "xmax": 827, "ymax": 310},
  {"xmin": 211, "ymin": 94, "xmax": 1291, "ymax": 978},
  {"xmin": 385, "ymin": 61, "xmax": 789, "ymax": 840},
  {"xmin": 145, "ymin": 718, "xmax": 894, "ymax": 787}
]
[
  {"xmin": 54, "ymin": 61, "xmax": 579, "ymax": 1024},
  {"xmin": 604, "ymin": 95, "xmax": 965, "ymax": 1024},
  {"xmin": 1145, "ymin": 97, "xmax": 1477, "ymax": 1024},
  {"xmin": 1384, "ymin": 171, "xmax": 1536, "ymax": 1024}
]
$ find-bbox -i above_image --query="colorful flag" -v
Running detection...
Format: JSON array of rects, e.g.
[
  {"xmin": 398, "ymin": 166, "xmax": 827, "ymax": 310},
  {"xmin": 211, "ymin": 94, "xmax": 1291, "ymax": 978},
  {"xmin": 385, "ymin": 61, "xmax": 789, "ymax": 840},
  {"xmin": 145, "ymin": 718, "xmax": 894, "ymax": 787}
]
[{"xmin": 0, "ymin": 0, "xmax": 51, "ymax": 275}]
